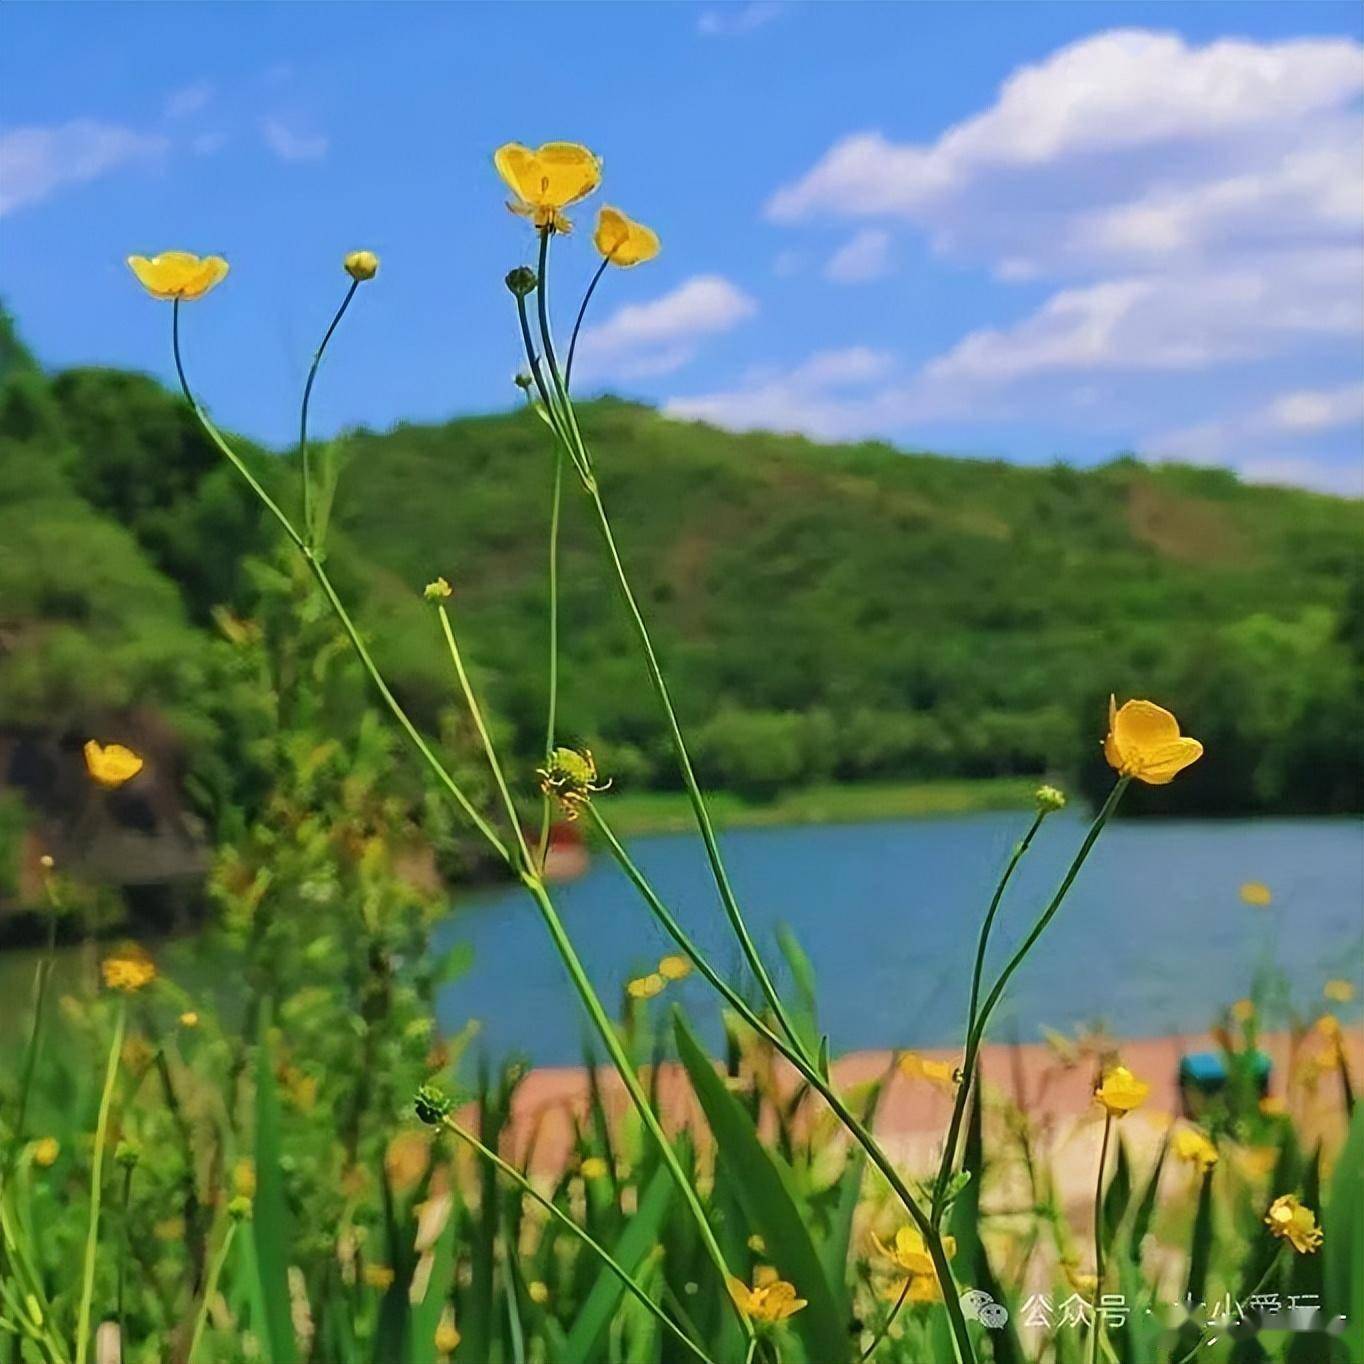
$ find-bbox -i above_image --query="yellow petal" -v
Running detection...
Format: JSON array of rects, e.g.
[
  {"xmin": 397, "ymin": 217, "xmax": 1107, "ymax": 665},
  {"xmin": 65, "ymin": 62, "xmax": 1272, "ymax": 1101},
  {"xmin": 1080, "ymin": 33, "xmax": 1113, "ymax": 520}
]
[
  {"xmin": 1113, "ymin": 699, "xmax": 1181, "ymax": 752},
  {"xmin": 594, "ymin": 206, "xmax": 660, "ymax": 267},
  {"xmin": 1133, "ymin": 737, "xmax": 1204, "ymax": 785},
  {"xmin": 494, "ymin": 142, "xmax": 600, "ymax": 212},
  {"xmin": 126, "ymin": 251, "xmax": 228, "ymax": 301}
]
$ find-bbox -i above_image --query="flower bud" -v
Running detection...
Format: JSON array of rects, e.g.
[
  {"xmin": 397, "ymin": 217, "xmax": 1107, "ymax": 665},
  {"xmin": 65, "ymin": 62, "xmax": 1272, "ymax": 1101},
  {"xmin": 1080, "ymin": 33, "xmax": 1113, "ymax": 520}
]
[
  {"xmin": 115, "ymin": 1140, "xmax": 141, "ymax": 1169},
  {"xmin": 505, "ymin": 266, "xmax": 538, "ymax": 297},
  {"xmin": 514, "ymin": 372, "xmax": 533, "ymax": 391},
  {"xmin": 414, "ymin": 1083, "xmax": 453, "ymax": 1127},
  {"xmin": 344, "ymin": 250, "xmax": 379, "ymax": 282},
  {"xmin": 1034, "ymin": 784, "xmax": 1067, "ymax": 813},
  {"xmin": 228, "ymin": 1195, "xmax": 253, "ymax": 1222},
  {"xmin": 423, "ymin": 577, "xmax": 452, "ymax": 603}
]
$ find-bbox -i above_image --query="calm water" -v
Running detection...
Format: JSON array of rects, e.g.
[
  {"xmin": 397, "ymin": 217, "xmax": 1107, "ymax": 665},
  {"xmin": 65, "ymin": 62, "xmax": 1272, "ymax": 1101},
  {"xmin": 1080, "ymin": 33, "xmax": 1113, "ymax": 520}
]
[{"xmin": 433, "ymin": 812, "xmax": 1364, "ymax": 1066}]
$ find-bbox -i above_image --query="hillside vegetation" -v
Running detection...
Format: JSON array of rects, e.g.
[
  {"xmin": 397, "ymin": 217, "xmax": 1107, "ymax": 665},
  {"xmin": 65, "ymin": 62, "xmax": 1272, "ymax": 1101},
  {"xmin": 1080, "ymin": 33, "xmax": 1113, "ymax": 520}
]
[{"xmin": 1, "ymin": 308, "xmax": 1360, "ymax": 865}]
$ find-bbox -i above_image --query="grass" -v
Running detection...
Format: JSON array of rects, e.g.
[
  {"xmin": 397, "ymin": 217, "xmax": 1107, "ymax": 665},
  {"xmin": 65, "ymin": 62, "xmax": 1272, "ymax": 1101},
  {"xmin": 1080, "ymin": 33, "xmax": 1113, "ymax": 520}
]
[{"xmin": 601, "ymin": 775, "xmax": 1041, "ymax": 835}]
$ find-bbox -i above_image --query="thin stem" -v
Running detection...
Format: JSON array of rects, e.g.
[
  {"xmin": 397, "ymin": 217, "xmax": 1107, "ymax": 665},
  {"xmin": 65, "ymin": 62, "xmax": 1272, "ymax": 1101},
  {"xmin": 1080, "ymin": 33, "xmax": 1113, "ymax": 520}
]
[
  {"xmin": 1088, "ymin": 1111, "xmax": 1114, "ymax": 1364},
  {"xmin": 536, "ymin": 443, "xmax": 565, "ymax": 869},
  {"xmin": 440, "ymin": 1112, "xmax": 720, "ymax": 1364},
  {"xmin": 187, "ymin": 1219, "xmax": 238, "ymax": 1363},
  {"xmin": 172, "ymin": 304, "xmax": 508, "ymax": 863},
  {"xmin": 1170, "ymin": 1252, "xmax": 1281, "ymax": 1364},
  {"xmin": 299, "ymin": 278, "xmax": 358, "ymax": 545},
  {"xmin": 75, "ymin": 998, "xmax": 125, "ymax": 1364},
  {"xmin": 933, "ymin": 779, "xmax": 1128, "ymax": 1226},
  {"xmin": 116, "ymin": 1162, "xmax": 134, "ymax": 1341},
  {"xmin": 564, "ymin": 257, "xmax": 609, "ymax": 390},
  {"xmin": 587, "ymin": 807, "xmax": 976, "ymax": 1364},
  {"xmin": 12, "ymin": 874, "xmax": 60, "ymax": 1156},
  {"xmin": 929, "ymin": 808, "xmax": 1046, "ymax": 1217},
  {"xmin": 858, "ymin": 1273, "xmax": 913, "ymax": 1363},
  {"xmin": 436, "ymin": 603, "xmax": 533, "ymax": 871}
]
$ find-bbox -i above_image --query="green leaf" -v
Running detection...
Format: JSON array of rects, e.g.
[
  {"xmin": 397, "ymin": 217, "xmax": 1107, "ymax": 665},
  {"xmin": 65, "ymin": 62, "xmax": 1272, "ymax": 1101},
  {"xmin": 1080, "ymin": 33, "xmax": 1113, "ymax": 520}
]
[
  {"xmin": 674, "ymin": 1011, "xmax": 849, "ymax": 1364},
  {"xmin": 253, "ymin": 1010, "xmax": 297, "ymax": 1364},
  {"xmin": 1325, "ymin": 1102, "xmax": 1364, "ymax": 1362},
  {"xmin": 1102, "ymin": 1136, "xmax": 1133, "ymax": 1246},
  {"xmin": 1127, "ymin": 1133, "xmax": 1169, "ymax": 1266}
]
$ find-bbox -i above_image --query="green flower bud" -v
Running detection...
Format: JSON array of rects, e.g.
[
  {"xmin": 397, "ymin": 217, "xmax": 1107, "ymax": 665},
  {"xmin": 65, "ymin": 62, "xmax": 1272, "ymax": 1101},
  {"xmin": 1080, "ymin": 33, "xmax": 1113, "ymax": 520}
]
[
  {"xmin": 423, "ymin": 577, "xmax": 452, "ymax": 603},
  {"xmin": 228, "ymin": 1195, "xmax": 253, "ymax": 1222},
  {"xmin": 414, "ymin": 1083, "xmax": 453, "ymax": 1127},
  {"xmin": 344, "ymin": 250, "xmax": 379, "ymax": 282},
  {"xmin": 1034, "ymin": 784, "xmax": 1067, "ymax": 813},
  {"xmin": 505, "ymin": 266, "xmax": 538, "ymax": 297},
  {"xmin": 115, "ymin": 1139, "xmax": 141, "ymax": 1169}
]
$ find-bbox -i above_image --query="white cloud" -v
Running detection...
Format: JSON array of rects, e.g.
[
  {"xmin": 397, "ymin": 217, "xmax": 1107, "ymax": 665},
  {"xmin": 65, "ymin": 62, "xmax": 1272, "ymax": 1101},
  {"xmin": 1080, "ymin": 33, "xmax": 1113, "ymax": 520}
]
[
  {"xmin": 574, "ymin": 275, "xmax": 756, "ymax": 380},
  {"xmin": 165, "ymin": 82, "xmax": 214, "ymax": 119},
  {"xmin": 825, "ymin": 228, "xmax": 893, "ymax": 283},
  {"xmin": 0, "ymin": 119, "xmax": 168, "ymax": 217},
  {"xmin": 260, "ymin": 117, "xmax": 328, "ymax": 162},
  {"xmin": 698, "ymin": 2, "xmax": 782, "ymax": 37}
]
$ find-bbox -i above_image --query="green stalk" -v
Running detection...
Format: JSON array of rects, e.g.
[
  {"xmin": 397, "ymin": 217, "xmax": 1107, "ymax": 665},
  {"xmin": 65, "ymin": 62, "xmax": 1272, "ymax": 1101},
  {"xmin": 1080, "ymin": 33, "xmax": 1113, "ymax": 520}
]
[
  {"xmin": 439, "ymin": 1112, "xmax": 720, "ymax": 1364},
  {"xmin": 536, "ymin": 444, "xmax": 564, "ymax": 869},
  {"xmin": 933, "ymin": 779, "xmax": 1129, "ymax": 1226},
  {"xmin": 564, "ymin": 257, "xmax": 609, "ymax": 390},
  {"xmin": 186, "ymin": 1218, "xmax": 238, "ymax": 1363},
  {"xmin": 587, "ymin": 807, "xmax": 976, "ymax": 1364},
  {"xmin": 11, "ymin": 873, "xmax": 60, "ymax": 1158},
  {"xmin": 75, "ymin": 999, "xmax": 125, "ymax": 1364},
  {"xmin": 298, "ymin": 278, "xmax": 359, "ymax": 545},
  {"xmin": 1087, "ymin": 1111, "xmax": 1113, "ymax": 1364}
]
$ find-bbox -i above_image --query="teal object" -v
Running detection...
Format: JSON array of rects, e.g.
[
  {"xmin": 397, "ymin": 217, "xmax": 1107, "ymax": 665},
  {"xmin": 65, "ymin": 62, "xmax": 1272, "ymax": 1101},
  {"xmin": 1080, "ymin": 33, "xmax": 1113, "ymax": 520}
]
[{"xmin": 1179, "ymin": 1049, "xmax": 1272, "ymax": 1118}]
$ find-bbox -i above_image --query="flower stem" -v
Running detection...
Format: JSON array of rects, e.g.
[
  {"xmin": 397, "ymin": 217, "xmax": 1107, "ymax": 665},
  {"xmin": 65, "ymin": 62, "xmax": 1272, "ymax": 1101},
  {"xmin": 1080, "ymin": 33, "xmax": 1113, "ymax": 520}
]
[
  {"xmin": 75, "ymin": 998, "xmax": 125, "ymax": 1364},
  {"xmin": 439, "ymin": 1110, "xmax": 720, "ymax": 1364},
  {"xmin": 11, "ymin": 873, "xmax": 60, "ymax": 1159},
  {"xmin": 1088, "ymin": 1110, "xmax": 1114, "ymax": 1364},
  {"xmin": 933, "ymin": 779, "xmax": 1128, "ymax": 1226},
  {"xmin": 298, "ymin": 278, "xmax": 358, "ymax": 545},
  {"xmin": 536, "ymin": 442, "xmax": 565, "ymax": 869},
  {"xmin": 187, "ymin": 1218, "xmax": 238, "ymax": 1363},
  {"xmin": 564, "ymin": 257, "xmax": 608, "ymax": 390}
]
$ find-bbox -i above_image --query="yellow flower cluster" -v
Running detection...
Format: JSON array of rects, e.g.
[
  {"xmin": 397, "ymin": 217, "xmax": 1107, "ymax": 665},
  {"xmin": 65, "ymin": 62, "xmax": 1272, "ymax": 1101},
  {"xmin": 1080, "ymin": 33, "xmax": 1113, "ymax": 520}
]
[
  {"xmin": 100, "ymin": 944, "xmax": 157, "ymax": 994},
  {"xmin": 627, "ymin": 953, "xmax": 693, "ymax": 1000}
]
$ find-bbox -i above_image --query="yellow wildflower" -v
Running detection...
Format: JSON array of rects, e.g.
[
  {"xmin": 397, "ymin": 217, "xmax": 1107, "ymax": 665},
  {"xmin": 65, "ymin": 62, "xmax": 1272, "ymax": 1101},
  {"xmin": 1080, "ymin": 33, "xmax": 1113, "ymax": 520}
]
[
  {"xmin": 1095, "ymin": 1065, "xmax": 1149, "ymax": 1117},
  {"xmin": 873, "ymin": 1225, "xmax": 956, "ymax": 1277},
  {"xmin": 1173, "ymin": 1127, "xmax": 1219, "ymax": 1173},
  {"xmin": 1063, "ymin": 1259, "xmax": 1098, "ymax": 1297},
  {"xmin": 344, "ymin": 250, "xmax": 379, "ymax": 282},
  {"xmin": 494, "ymin": 142, "xmax": 602, "ymax": 233},
  {"xmin": 527, "ymin": 1280, "xmax": 549, "ymax": 1305},
  {"xmin": 885, "ymin": 1272, "xmax": 944, "ymax": 1303},
  {"xmin": 424, "ymin": 577, "xmax": 453, "ymax": 602},
  {"xmin": 126, "ymin": 251, "xmax": 229, "ymax": 301},
  {"xmin": 593, "ymin": 206, "xmax": 661, "ymax": 267},
  {"xmin": 1265, "ymin": 1194, "xmax": 1323, "ymax": 1253},
  {"xmin": 435, "ymin": 1317, "xmax": 462, "ymax": 1354},
  {"xmin": 1324, "ymin": 979, "xmax": 1354, "ymax": 1003},
  {"xmin": 658, "ymin": 954, "xmax": 692, "ymax": 981},
  {"xmin": 1231, "ymin": 999, "xmax": 1255, "ymax": 1024},
  {"xmin": 179, "ymin": 1010, "xmax": 200, "ymax": 1029},
  {"xmin": 83, "ymin": 740, "xmax": 144, "ymax": 790},
  {"xmin": 364, "ymin": 1264, "xmax": 395, "ymax": 1291},
  {"xmin": 1239, "ymin": 881, "xmax": 1272, "ymax": 907},
  {"xmin": 31, "ymin": 1138, "xmax": 59, "ymax": 1168},
  {"xmin": 233, "ymin": 1157, "xmax": 256, "ymax": 1199},
  {"xmin": 898, "ymin": 1051, "xmax": 958, "ymax": 1092},
  {"xmin": 1103, "ymin": 696, "xmax": 1203, "ymax": 784},
  {"xmin": 579, "ymin": 1156, "xmax": 609, "ymax": 1181},
  {"xmin": 100, "ymin": 944, "xmax": 157, "ymax": 994},
  {"xmin": 627, "ymin": 972, "xmax": 666, "ymax": 1000},
  {"xmin": 727, "ymin": 1270, "xmax": 807, "ymax": 1325}
]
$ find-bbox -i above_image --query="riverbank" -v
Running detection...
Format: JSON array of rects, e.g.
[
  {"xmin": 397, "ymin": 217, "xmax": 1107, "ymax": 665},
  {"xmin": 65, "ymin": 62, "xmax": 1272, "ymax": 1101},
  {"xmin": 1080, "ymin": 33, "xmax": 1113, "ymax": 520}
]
[{"xmin": 601, "ymin": 775, "xmax": 1040, "ymax": 836}]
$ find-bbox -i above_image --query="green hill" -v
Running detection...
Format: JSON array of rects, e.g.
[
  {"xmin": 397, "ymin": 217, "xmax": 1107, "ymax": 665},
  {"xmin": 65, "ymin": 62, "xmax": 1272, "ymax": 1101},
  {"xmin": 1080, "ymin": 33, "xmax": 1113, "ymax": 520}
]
[{"xmin": 1, "ymin": 306, "xmax": 1361, "ymax": 880}]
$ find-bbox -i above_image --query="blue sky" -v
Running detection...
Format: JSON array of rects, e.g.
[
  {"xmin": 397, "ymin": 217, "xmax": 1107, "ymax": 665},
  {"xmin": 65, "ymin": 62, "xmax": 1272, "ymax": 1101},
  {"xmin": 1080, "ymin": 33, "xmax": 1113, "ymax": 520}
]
[{"xmin": 2, "ymin": 1, "xmax": 1361, "ymax": 493}]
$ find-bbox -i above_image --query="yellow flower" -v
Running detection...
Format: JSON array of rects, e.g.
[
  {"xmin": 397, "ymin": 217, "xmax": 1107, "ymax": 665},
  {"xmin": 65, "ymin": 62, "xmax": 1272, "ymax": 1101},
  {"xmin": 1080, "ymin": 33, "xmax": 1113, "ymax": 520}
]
[
  {"xmin": 179, "ymin": 1010, "xmax": 200, "ymax": 1029},
  {"xmin": 1259, "ymin": 1094, "xmax": 1287, "ymax": 1118},
  {"xmin": 1173, "ymin": 1127, "xmax": 1219, "ymax": 1173},
  {"xmin": 593, "ymin": 206, "xmax": 661, "ymax": 267},
  {"xmin": 873, "ymin": 1226, "xmax": 956, "ymax": 1277},
  {"xmin": 1265, "ymin": 1194, "xmax": 1323, "ymax": 1253},
  {"xmin": 1063, "ymin": 1259, "xmax": 1098, "ymax": 1297},
  {"xmin": 233, "ymin": 1157, "xmax": 256, "ymax": 1199},
  {"xmin": 885, "ymin": 1272, "xmax": 944, "ymax": 1304},
  {"xmin": 31, "ymin": 1138, "xmax": 59, "ymax": 1168},
  {"xmin": 627, "ymin": 972, "xmax": 666, "ymax": 1000},
  {"xmin": 126, "ymin": 251, "xmax": 229, "ymax": 301},
  {"xmin": 1231, "ymin": 999, "xmax": 1255, "ymax": 1024},
  {"xmin": 727, "ymin": 1270, "xmax": 807, "ymax": 1325},
  {"xmin": 658, "ymin": 954, "xmax": 692, "ymax": 981},
  {"xmin": 1324, "ymin": 979, "xmax": 1354, "ymax": 1003},
  {"xmin": 424, "ymin": 577, "xmax": 453, "ymax": 602},
  {"xmin": 100, "ymin": 944, "xmax": 157, "ymax": 994},
  {"xmin": 1240, "ymin": 881, "xmax": 1273, "ymax": 907},
  {"xmin": 527, "ymin": 1280, "xmax": 549, "ymax": 1305},
  {"xmin": 364, "ymin": 1264, "xmax": 396, "ymax": 1291},
  {"xmin": 898, "ymin": 1051, "xmax": 957, "ymax": 1092},
  {"xmin": 1095, "ymin": 1065, "xmax": 1149, "ymax": 1117},
  {"xmin": 1103, "ymin": 696, "xmax": 1203, "ymax": 784},
  {"xmin": 83, "ymin": 740, "xmax": 144, "ymax": 790},
  {"xmin": 494, "ymin": 142, "xmax": 602, "ymax": 233},
  {"xmin": 579, "ymin": 1156, "xmax": 609, "ymax": 1181},
  {"xmin": 344, "ymin": 250, "xmax": 379, "ymax": 282},
  {"xmin": 435, "ymin": 1317, "xmax": 462, "ymax": 1354}
]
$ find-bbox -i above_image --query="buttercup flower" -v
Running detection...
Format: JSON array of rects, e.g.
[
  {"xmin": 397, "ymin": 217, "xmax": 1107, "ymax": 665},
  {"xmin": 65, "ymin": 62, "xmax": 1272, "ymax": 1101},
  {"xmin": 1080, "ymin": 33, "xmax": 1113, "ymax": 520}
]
[
  {"xmin": 658, "ymin": 954, "xmax": 692, "ymax": 981},
  {"xmin": 1324, "ymin": 979, "xmax": 1354, "ymax": 1003},
  {"xmin": 627, "ymin": 972, "xmax": 665, "ymax": 1000},
  {"xmin": 344, "ymin": 250, "xmax": 379, "ymax": 282},
  {"xmin": 84, "ymin": 740, "xmax": 144, "ymax": 790},
  {"xmin": 1240, "ymin": 881, "xmax": 1273, "ymax": 907},
  {"xmin": 1265, "ymin": 1194, "xmax": 1323, "ymax": 1253},
  {"xmin": 179, "ymin": 1010, "xmax": 200, "ymax": 1029},
  {"xmin": 1103, "ymin": 696, "xmax": 1203, "ymax": 784},
  {"xmin": 873, "ymin": 1225, "xmax": 956, "ymax": 1278},
  {"xmin": 727, "ymin": 1268, "xmax": 807, "ymax": 1325},
  {"xmin": 579, "ymin": 1155, "xmax": 609, "ymax": 1181},
  {"xmin": 537, "ymin": 746, "xmax": 611, "ymax": 819},
  {"xmin": 101, "ymin": 944, "xmax": 157, "ymax": 994},
  {"xmin": 527, "ymin": 1280, "xmax": 549, "ymax": 1306},
  {"xmin": 898, "ymin": 1051, "xmax": 958, "ymax": 1092},
  {"xmin": 593, "ymin": 207, "xmax": 661, "ymax": 267},
  {"xmin": 494, "ymin": 141, "xmax": 602, "ymax": 233},
  {"xmin": 31, "ymin": 1138, "xmax": 59, "ymax": 1168},
  {"xmin": 1173, "ymin": 1127, "xmax": 1219, "ymax": 1173},
  {"xmin": 435, "ymin": 1317, "xmax": 462, "ymax": 1354},
  {"xmin": 1095, "ymin": 1065, "xmax": 1149, "ymax": 1117},
  {"xmin": 126, "ymin": 251, "xmax": 229, "ymax": 301},
  {"xmin": 364, "ymin": 1264, "xmax": 395, "ymax": 1291}
]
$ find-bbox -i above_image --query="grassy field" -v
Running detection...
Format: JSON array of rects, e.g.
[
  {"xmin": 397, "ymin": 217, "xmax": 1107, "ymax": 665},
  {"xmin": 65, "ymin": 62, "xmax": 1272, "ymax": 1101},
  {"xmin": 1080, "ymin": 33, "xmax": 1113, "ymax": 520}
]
[{"xmin": 601, "ymin": 775, "xmax": 1041, "ymax": 835}]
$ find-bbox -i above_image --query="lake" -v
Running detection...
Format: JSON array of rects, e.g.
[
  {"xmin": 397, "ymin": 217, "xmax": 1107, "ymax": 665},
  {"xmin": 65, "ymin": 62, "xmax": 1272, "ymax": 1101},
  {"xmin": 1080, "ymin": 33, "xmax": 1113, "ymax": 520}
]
[{"xmin": 433, "ymin": 811, "xmax": 1364, "ymax": 1067}]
